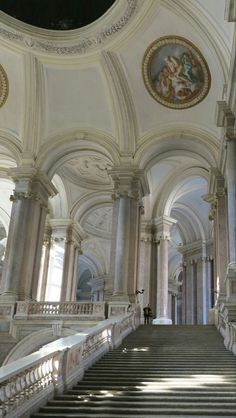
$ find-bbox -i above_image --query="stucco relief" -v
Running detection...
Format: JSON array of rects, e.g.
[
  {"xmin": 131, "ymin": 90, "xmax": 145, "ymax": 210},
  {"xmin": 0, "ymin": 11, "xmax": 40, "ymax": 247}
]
[
  {"xmin": 84, "ymin": 207, "xmax": 112, "ymax": 236},
  {"xmin": 62, "ymin": 156, "xmax": 112, "ymax": 186}
]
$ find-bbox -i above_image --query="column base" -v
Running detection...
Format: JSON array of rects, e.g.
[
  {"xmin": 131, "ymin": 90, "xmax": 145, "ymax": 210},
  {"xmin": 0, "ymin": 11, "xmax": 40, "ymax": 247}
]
[
  {"xmin": 0, "ymin": 292, "xmax": 19, "ymax": 302},
  {"xmin": 0, "ymin": 292, "xmax": 32, "ymax": 302},
  {"xmin": 108, "ymin": 301, "xmax": 130, "ymax": 317},
  {"xmin": 152, "ymin": 317, "xmax": 172, "ymax": 325},
  {"xmin": 111, "ymin": 292, "xmax": 130, "ymax": 302}
]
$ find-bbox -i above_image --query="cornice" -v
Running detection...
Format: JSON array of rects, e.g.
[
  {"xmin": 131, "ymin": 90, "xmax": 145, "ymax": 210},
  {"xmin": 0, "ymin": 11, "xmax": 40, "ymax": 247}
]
[
  {"xmin": 8, "ymin": 167, "xmax": 58, "ymax": 198},
  {"xmin": 0, "ymin": 0, "xmax": 140, "ymax": 56},
  {"xmin": 109, "ymin": 166, "xmax": 150, "ymax": 198}
]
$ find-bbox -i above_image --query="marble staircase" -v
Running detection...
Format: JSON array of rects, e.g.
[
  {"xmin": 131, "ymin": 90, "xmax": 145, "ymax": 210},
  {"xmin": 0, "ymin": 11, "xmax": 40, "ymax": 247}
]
[{"xmin": 31, "ymin": 325, "xmax": 236, "ymax": 417}]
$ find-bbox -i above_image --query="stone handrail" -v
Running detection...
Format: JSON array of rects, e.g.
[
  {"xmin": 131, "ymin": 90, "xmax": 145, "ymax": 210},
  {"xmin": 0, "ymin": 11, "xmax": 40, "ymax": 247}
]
[
  {"xmin": 0, "ymin": 312, "xmax": 136, "ymax": 418},
  {"xmin": 14, "ymin": 301, "xmax": 106, "ymax": 319},
  {"xmin": 215, "ymin": 302, "xmax": 236, "ymax": 355}
]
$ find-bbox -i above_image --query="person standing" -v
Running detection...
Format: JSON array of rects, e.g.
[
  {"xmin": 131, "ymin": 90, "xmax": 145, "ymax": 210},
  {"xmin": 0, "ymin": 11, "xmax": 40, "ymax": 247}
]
[{"xmin": 143, "ymin": 304, "xmax": 152, "ymax": 324}]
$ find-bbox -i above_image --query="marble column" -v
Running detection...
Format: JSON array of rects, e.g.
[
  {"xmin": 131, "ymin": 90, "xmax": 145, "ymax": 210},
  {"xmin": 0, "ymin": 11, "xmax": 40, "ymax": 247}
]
[
  {"xmin": 37, "ymin": 225, "xmax": 52, "ymax": 301},
  {"xmin": 108, "ymin": 167, "xmax": 149, "ymax": 303},
  {"xmin": 153, "ymin": 216, "xmax": 177, "ymax": 325},
  {"xmin": 196, "ymin": 254, "xmax": 208, "ymax": 324},
  {"xmin": 60, "ymin": 222, "xmax": 83, "ymax": 302},
  {"xmin": 225, "ymin": 136, "xmax": 236, "ymax": 302},
  {"xmin": 205, "ymin": 169, "xmax": 228, "ymax": 302},
  {"xmin": 137, "ymin": 220, "xmax": 153, "ymax": 315},
  {"xmin": 0, "ymin": 168, "xmax": 57, "ymax": 301},
  {"xmin": 216, "ymin": 103, "xmax": 236, "ymax": 303},
  {"xmin": 185, "ymin": 259, "xmax": 195, "ymax": 324},
  {"xmin": 112, "ymin": 193, "xmax": 131, "ymax": 301},
  {"xmin": 215, "ymin": 190, "xmax": 228, "ymax": 300},
  {"xmin": 181, "ymin": 263, "xmax": 187, "ymax": 324}
]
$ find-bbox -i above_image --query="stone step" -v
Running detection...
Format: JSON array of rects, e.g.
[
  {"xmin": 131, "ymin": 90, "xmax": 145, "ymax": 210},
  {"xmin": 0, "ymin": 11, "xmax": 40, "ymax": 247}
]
[
  {"xmin": 65, "ymin": 390, "xmax": 236, "ymax": 396},
  {"xmin": 55, "ymin": 395, "xmax": 236, "ymax": 402},
  {"xmin": 30, "ymin": 325, "xmax": 236, "ymax": 417},
  {"xmin": 48, "ymin": 399, "xmax": 236, "ymax": 407},
  {"xmin": 36, "ymin": 404, "xmax": 236, "ymax": 414},
  {"xmin": 31, "ymin": 412, "xmax": 236, "ymax": 418}
]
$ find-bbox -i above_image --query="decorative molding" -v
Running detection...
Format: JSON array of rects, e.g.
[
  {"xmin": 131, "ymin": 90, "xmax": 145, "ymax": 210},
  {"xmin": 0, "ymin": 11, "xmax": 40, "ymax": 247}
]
[
  {"xmin": 22, "ymin": 55, "xmax": 45, "ymax": 156},
  {"xmin": 0, "ymin": 64, "xmax": 9, "ymax": 108},
  {"xmin": 0, "ymin": 0, "xmax": 139, "ymax": 55}
]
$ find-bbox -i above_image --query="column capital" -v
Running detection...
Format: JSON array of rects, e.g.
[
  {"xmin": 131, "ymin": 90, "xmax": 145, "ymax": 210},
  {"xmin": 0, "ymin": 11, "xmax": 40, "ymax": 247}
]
[
  {"xmin": 153, "ymin": 215, "xmax": 177, "ymax": 240},
  {"xmin": 207, "ymin": 168, "xmax": 226, "ymax": 198},
  {"xmin": 66, "ymin": 222, "xmax": 85, "ymax": 250},
  {"xmin": 8, "ymin": 167, "xmax": 57, "ymax": 206},
  {"xmin": 215, "ymin": 101, "xmax": 236, "ymax": 140},
  {"xmin": 108, "ymin": 166, "xmax": 149, "ymax": 200},
  {"xmin": 140, "ymin": 220, "xmax": 153, "ymax": 242},
  {"xmin": 49, "ymin": 219, "xmax": 86, "ymax": 246}
]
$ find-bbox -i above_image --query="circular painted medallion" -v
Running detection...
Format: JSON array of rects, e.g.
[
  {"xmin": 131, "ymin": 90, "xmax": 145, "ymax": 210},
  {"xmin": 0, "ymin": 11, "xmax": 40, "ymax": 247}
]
[
  {"xmin": 0, "ymin": 65, "xmax": 9, "ymax": 108},
  {"xmin": 142, "ymin": 36, "xmax": 211, "ymax": 109}
]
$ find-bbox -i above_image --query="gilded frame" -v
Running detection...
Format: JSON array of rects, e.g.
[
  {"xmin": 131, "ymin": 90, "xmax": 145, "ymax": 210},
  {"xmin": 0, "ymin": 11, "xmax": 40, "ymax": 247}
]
[{"xmin": 142, "ymin": 36, "xmax": 211, "ymax": 109}]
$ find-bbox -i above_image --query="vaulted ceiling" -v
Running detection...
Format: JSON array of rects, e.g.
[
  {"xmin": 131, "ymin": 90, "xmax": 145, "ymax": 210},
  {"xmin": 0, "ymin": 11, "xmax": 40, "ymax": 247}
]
[{"xmin": 0, "ymin": 0, "xmax": 234, "ymax": 278}]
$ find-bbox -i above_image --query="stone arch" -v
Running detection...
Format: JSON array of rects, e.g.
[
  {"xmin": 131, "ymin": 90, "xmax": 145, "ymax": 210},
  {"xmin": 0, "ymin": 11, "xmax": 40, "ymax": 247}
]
[
  {"xmin": 49, "ymin": 174, "xmax": 69, "ymax": 218},
  {"xmin": 0, "ymin": 132, "xmax": 22, "ymax": 167},
  {"xmin": 153, "ymin": 167, "xmax": 209, "ymax": 219},
  {"xmin": 135, "ymin": 126, "xmax": 218, "ymax": 170},
  {"xmin": 36, "ymin": 129, "xmax": 120, "ymax": 178}
]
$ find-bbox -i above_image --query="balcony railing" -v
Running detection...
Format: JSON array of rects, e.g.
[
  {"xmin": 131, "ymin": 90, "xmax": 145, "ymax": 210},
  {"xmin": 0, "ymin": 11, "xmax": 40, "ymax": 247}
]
[{"xmin": 14, "ymin": 302, "xmax": 106, "ymax": 319}]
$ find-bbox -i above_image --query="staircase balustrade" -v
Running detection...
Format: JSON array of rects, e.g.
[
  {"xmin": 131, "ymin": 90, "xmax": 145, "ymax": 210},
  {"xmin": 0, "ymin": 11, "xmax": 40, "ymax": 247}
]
[
  {"xmin": 216, "ymin": 302, "xmax": 236, "ymax": 355},
  {"xmin": 0, "ymin": 312, "xmax": 136, "ymax": 418}
]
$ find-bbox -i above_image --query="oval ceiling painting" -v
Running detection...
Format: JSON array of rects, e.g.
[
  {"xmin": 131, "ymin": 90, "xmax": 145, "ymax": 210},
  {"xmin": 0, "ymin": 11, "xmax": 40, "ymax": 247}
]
[
  {"xmin": 142, "ymin": 36, "xmax": 211, "ymax": 109},
  {"xmin": 0, "ymin": 65, "xmax": 9, "ymax": 108}
]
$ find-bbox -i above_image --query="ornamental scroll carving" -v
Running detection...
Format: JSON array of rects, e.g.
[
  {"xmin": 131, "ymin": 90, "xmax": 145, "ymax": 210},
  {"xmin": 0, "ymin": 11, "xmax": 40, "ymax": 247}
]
[
  {"xmin": 0, "ymin": 64, "xmax": 8, "ymax": 108},
  {"xmin": 0, "ymin": 0, "xmax": 138, "ymax": 55},
  {"xmin": 10, "ymin": 190, "xmax": 48, "ymax": 209}
]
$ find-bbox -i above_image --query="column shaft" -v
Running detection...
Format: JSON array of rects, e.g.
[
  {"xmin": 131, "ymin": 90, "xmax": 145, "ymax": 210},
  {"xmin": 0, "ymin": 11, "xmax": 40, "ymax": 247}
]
[
  {"xmin": 37, "ymin": 228, "xmax": 52, "ymax": 301},
  {"xmin": 113, "ymin": 195, "xmax": 130, "ymax": 300},
  {"xmin": 0, "ymin": 169, "xmax": 56, "ymax": 301},
  {"xmin": 156, "ymin": 238, "xmax": 169, "ymax": 319},
  {"xmin": 153, "ymin": 216, "xmax": 176, "ymax": 325},
  {"xmin": 226, "ymin": 139, "xmax": 236, "ymax": 264}
]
